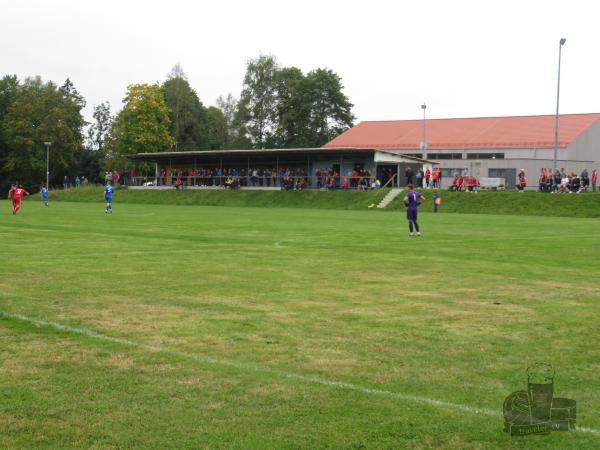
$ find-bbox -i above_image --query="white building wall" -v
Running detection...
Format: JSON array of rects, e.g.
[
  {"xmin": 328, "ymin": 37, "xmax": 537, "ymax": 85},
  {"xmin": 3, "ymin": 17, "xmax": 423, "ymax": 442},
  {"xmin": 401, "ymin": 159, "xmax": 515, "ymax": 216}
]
[{"xmin": 565, "ymin": 119, "xmax": 600, "ymax": 163}]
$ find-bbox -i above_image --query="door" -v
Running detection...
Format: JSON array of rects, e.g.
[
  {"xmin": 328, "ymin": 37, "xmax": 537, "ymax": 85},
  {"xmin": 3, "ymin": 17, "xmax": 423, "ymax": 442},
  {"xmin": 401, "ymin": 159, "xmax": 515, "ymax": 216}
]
[
  {"xmin": 488, "ymin": 168, "xmax": 517, "ymax": 189},
  {"xmin": 398, "ymin": 163, "xmax": 420, "ymax": 187},
  {"xmin": 376, "ymin": 164, "xmax": 398, "ymax": 186}
]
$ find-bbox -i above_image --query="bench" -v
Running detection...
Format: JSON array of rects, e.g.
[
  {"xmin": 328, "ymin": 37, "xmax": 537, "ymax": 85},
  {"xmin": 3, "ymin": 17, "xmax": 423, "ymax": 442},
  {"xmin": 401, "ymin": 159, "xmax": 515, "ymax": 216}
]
[{"xmin": 479, "ymin": 177, "xmax": 505, "ymax": 190}]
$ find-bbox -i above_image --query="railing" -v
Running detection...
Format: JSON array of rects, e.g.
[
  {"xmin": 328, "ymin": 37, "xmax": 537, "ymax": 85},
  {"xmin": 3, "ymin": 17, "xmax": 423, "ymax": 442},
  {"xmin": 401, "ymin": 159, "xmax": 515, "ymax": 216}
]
[
  {"xmin": 128, "ymin": 175, "xmax": 388, "ymax": 190},
  {"xmin": 380, "ymin": 173, "xmax": 397, "ymax": 189}
]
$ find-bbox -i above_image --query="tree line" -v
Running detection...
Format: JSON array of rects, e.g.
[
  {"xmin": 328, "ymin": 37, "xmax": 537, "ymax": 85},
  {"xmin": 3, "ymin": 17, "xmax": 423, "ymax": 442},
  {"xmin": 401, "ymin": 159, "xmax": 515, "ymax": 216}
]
[{"xmin": 0, "ymin": 55, "xmax": 354, "ymax": 190}]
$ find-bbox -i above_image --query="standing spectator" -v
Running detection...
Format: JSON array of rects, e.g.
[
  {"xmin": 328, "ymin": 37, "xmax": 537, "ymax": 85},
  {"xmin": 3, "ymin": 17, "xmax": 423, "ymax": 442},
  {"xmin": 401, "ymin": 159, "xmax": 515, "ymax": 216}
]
[
  {"xmin": 592, "ymin": 169, "xmax": 598, "ymax": 192},
  {"xmin": 75, "ymin": 176, "xmax": 81, "ymax": 187},
  {"xmin": 63, "ymin": 175, "xmax": 69, "ymax": 189},
  {"xmin": 432, "ymin": 168, "xmax": 440, "ymax": 188},
  {"xmin": 405, "ymin": 166, "xmax": 413, "ymax": 185},
  {"xmin": 106, "ymin": 171, "xmax": 113, "ymax": 185},
  {"xmin": 113, "ymin": 171, "xmax": 120, "ymax": 187},
  {"xmin": 424, "ymin": 168, "xmax": 431, "ymax": 188},
  {"xmin": 415, "ymin": 168, "xmax": 423, "ymax": 188}
]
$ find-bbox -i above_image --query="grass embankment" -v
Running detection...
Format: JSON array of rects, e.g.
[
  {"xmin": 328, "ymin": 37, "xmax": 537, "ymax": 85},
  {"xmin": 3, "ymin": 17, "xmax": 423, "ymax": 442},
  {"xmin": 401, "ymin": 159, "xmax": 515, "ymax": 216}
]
[
  {"xmin": 388, "ymin": 190, "xmax": 600, "ymax": 218},
  {"xmin": 47, "ymin": 185, "xmax": 389, "ymax": 210},
  {"xmin": 46, "ymin": 185, "xmax": 600, "ymax": 217}
]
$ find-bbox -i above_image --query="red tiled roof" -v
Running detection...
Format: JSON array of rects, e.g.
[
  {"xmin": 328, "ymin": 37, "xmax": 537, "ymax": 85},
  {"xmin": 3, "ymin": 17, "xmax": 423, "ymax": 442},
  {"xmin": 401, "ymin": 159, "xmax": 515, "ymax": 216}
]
[{"xmin": 323, "ymin": 113, "xmax": 600, "ymax": 150}]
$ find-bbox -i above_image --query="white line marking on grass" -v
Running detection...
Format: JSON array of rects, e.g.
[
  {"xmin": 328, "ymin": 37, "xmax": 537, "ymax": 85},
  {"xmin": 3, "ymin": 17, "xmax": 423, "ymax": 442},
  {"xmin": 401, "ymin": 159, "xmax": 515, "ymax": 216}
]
[{"xmin": 1, "ymin": 310, "xmax": 599, "ymax": 437}]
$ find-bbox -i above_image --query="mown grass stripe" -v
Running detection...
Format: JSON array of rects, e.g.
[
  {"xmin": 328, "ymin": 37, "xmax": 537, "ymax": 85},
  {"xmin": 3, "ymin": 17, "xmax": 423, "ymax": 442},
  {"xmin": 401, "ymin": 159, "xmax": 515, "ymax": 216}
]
[{"xmin": 2, "ymin": 310, "xmax": 599, "ymax": 437}]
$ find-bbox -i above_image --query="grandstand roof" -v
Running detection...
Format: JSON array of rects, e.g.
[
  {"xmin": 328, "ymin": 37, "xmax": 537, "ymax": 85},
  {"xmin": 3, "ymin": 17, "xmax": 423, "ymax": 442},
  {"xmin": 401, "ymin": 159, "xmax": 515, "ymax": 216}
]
[
  {"xmin": 129, "ymin": 148, "xmax": 436, "ymax": 164},
  {"xmin": 323, "ymin": 113, "xmax": 600, "ymax": 150}
]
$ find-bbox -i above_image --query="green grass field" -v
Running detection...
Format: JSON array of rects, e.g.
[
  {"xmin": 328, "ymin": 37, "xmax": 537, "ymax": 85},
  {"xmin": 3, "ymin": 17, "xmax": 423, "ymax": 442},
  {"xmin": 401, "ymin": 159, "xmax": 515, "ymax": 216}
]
[{"xmin": 1, "ymin": 195, "xmax": 600, "ymax": 449}]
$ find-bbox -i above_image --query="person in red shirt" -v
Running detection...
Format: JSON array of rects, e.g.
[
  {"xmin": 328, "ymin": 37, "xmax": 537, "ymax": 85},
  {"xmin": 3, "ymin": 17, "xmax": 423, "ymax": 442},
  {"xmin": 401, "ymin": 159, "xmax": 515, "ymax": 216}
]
[
  {"xmin": 517, "ymin": 175, "xmax": 527, "ymax": 192},
  {"xmin": 11, "ymin": 184, "xmax": 29, "ymax": 214},
  {"xmin": 432, "ymin": 168, "xmax": 440, "ymax": 188}
]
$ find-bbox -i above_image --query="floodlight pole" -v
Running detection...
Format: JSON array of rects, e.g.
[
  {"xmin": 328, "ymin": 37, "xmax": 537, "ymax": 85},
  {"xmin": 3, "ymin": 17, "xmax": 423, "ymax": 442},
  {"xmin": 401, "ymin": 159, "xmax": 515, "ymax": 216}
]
[
  {"xmin": 421, "ymin": 103, "xmax": 427, "ymax": 153},
  {"xmin": 553, "ymin": 38, "xmax": 566, "ymax": 171},
  {"xmin": 44, "ymin": 141, "xmax": 52, "ymax": 189}
]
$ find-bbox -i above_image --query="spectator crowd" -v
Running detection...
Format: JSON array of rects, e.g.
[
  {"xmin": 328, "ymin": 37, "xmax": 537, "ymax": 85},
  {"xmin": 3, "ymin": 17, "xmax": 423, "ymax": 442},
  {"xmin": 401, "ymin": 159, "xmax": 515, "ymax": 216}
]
[
  {"xmin": 65, "ymin": 165, "xmax": 598, "ymax": 194},
  {"xmin": 144, "ymin": 166, "xmax": 380, "ymax": 191},
  {"xmin": 537, "ymin": 167, "xmax": 598, "ymax": 193}
]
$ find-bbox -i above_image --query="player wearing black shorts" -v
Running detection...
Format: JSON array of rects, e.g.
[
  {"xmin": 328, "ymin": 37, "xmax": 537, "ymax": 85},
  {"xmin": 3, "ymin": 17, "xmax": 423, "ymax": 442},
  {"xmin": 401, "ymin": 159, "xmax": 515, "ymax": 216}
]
[{"xmin": 403, "ymin": 184, "xmax": 425, "ymax": 236}]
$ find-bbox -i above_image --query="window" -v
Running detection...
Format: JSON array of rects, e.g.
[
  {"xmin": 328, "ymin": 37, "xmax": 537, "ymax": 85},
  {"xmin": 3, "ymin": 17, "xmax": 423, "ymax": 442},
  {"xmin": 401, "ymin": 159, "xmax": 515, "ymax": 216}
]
[
  {"xmin": 466, "ymin": 153, "xmax": 505, "ymax": 159},
  {"xmin": 427, "ymin": 153, "xmax": 462, "ymax": 160},
  {"xmin": 441, "ymin": 168, "xmax": 466, "ymax": 178},
  {"xmin": 403, "ymin": 153, "xmax": 423, "ymax": 158}
]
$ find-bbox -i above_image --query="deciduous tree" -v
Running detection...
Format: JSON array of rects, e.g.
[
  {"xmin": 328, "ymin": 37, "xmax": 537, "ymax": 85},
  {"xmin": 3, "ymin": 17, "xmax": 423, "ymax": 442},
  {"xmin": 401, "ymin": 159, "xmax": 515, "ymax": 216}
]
[
  {"xmin": 87, "ymin": 102, "xmax": 113, "ymax": 151},
  {"xmin": 1, "ymin": 76, "xmax": 85, "ymax": 188},
  {"xmin": 206, "ymin": 106, "xmax": 228, "ymax": 150},
  {"xmin": 163, "ymin": 65, "xmax": 208, "ymax": 150},
  {"xmin": 108, "ymin": 83, "xmax": 174, "ymax": 168},
  {"xmin": 236, "ymin": 55, "xmax": 279, "ymax": 149}
]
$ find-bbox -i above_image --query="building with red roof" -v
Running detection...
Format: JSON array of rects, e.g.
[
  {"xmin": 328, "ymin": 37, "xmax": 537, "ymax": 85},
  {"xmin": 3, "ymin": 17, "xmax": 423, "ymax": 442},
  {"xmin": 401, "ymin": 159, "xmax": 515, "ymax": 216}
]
[{"xmin": 324, "ymin": 113, "xmax": 600, "ymax": 188}]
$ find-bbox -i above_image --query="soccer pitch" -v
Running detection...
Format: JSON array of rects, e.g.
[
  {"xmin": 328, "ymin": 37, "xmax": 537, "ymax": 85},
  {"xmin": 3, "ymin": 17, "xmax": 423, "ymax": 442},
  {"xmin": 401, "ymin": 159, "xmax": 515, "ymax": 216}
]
[{"xmin": 1, "ymin": 200, "xmax": 600, "ymax": 449}]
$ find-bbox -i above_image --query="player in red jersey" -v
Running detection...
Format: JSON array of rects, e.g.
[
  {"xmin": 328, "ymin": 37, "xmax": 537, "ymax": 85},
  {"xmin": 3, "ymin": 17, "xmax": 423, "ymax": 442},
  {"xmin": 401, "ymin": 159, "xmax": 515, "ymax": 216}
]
[{"xmin": 11, "ymin": 184, "xmax": 29, "ymax": 214}]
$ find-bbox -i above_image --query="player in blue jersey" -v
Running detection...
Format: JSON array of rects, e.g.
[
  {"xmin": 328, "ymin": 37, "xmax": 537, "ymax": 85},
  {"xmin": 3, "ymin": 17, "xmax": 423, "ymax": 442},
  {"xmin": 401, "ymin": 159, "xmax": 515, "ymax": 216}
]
[
  {"xmin": 40, "ymin": 185, "xmax": 48, "ymax": 206},
  {"xmin": 104, "ymin": 183, "xmax": 114, "ymax": 213},
  {"xmin": 403, "ymin": 184, "xmax": 425, "ymax": 236}
]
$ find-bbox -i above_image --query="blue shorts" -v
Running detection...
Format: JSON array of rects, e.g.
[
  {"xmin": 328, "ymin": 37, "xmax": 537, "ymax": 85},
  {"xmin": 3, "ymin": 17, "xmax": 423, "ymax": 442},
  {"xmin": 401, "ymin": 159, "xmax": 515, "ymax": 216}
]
[{"xmin": 407, "ymin": 208, "xmax": 418, "ymax": 221}]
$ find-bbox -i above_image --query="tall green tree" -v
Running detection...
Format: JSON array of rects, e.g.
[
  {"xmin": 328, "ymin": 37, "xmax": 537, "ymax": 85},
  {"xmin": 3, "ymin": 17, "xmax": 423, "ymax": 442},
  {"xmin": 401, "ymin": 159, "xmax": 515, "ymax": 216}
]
[
  {"xmin": 273, "ymin": 66, "xmax": 310, "ymax": 148},
  {"xmin": 87, "ymin": 102, "xmax": 113, "ymax": 151},
  {"xmin": 206, "ymin": 106, "xmax": 228, "ymax": 150},
  {"xmin": 82, "ymin": 102, "xmax": 113, "ymax": 182},
  {"xmin": 216, "ymin": 93, "xmax": 243, "ymax": 149},
  {"xmin": 107, "ymin": 83, "xmax": 174, "ymax": 168},
  {"xmin": 0, "ymin": 75, "xmax": 20, "ymax": 190},
  {"xmin": 233, "ymin": 56, "xmax": 354, "ymax": 149},
  {"xmin": 163, "ymin": 65, "xmax": 208, "ymax": 150},
  {"xmin": 1, "ymin": 76, "xmax": 85, "ymax": 188},
  {"xmin": 304, "ymin": 68, "xmax": 354, "ymax": 146},
  {"xmin": 236, "ymin": 55, "xmax": 279, "ymax": 149}
]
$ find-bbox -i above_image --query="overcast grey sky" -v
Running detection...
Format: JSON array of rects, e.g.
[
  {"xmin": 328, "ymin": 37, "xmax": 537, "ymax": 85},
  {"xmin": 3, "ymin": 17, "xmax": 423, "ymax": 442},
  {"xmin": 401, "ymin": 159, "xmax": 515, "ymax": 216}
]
[{"xmin": 1, "ymin": 0, "xmax": 599, "ymax": 124}]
